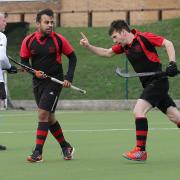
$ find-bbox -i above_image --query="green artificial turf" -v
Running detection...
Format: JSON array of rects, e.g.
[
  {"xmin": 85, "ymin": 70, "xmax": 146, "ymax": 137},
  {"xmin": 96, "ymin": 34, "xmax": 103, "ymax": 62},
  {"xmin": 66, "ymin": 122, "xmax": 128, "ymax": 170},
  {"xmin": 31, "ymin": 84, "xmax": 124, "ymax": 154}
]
[{"xmin": 0, "ymin": 110, "xmax": 179, "ymax": 180}]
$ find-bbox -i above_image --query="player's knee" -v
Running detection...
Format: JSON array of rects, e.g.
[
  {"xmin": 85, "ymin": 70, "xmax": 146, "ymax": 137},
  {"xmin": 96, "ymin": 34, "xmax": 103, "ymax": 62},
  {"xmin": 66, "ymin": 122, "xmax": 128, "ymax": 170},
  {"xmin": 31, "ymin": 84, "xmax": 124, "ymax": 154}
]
[
  {"xmin": 133, "ymin": 109, "xmax": 145, "ymax": 118},
  {"xmin": 48, "ymin": 117, "xmax": 56, "ymax": 125},
  {"xmin": 38, "ymin": 111, "xmax": 49, "ymax": 121}
]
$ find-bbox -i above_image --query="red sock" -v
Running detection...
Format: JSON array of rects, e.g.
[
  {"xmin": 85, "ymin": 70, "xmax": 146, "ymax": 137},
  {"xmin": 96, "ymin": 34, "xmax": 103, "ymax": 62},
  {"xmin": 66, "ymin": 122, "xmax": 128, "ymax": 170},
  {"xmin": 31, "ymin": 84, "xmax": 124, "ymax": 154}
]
[
  {"xmin": 49, "ymin": 121, "xmax": 67, "ymax": 147},
  {"xmin": 135, "ymin": 117, "xmax": 148, "ymax": 151},
  {"xmin": 35, "ymin": 122, "xmax": 49, "ymax": 154}
]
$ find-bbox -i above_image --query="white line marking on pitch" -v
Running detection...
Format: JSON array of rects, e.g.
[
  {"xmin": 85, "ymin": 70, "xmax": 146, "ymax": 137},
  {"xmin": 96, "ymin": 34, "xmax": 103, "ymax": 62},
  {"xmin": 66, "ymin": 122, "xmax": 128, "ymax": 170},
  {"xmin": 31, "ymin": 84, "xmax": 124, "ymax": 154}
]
[{"xmin": 0, "ymin": 127, "xmax": 178, "ymax": 134}]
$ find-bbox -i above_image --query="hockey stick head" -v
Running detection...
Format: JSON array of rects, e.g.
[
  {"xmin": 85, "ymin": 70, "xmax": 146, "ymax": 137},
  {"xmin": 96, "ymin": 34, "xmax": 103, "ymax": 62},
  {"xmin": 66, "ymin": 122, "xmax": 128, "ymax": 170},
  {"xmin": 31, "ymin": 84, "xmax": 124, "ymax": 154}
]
[
  {"xmin": 8, "ymin": 55, "xmax": 35, "ymax": 74},
  {"xmin": 115, "ymin": 67, "xmax": 167, "ymax": 78},
  {"xmin": 78, "ymin": 89, "xmax": 86, "ymax": 94},
  {"xmin": 115, "ymin": 67, "xmax": 131, "ymax": 78}
]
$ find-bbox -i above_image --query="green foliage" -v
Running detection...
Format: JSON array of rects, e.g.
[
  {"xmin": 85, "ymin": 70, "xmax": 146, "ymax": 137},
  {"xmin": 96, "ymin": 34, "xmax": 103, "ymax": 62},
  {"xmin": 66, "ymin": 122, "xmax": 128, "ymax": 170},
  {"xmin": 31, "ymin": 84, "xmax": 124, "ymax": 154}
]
[{"xmin": 7, "ymin": 18, "xmax": 180, "ymax": 99}]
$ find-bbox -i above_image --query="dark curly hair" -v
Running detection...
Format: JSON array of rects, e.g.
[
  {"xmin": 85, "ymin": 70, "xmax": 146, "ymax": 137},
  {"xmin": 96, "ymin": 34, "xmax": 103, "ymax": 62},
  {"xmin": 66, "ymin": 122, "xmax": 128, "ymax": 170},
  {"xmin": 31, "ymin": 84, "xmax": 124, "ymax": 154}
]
[
  {"xmin": 36, "ymin": 8, "xmax": 54, "ymax": 22},
  {"xmin": 108, "ymin": 20, "xmax": 131, "ymax": 35}
]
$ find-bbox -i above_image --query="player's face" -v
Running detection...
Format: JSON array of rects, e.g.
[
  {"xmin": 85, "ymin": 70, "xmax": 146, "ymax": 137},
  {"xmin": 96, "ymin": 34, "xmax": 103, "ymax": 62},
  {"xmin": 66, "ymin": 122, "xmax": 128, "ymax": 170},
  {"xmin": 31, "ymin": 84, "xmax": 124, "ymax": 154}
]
[
  {"xmin": 111, "ymin": 30, "xmax": 127, "ymax": 46},
  {"xmin": 37, "ymin": 14, "xmax": 54, "ymax": 35},
  {"xmin": 0, "ymin": 16, "xmax": 7, "ymax": 32}
]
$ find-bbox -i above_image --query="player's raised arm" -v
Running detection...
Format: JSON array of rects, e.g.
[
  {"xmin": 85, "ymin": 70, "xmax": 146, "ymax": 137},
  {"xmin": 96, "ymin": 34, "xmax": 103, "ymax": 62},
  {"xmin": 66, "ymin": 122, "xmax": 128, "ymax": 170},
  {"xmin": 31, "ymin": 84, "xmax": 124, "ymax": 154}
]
[
  {"xmin": 80, "ymin": 32, "xmax": 90, "ymax": 48},
  {"xmin": 80, "ymin": 32, "xmax": 114, "ymax": 58}
]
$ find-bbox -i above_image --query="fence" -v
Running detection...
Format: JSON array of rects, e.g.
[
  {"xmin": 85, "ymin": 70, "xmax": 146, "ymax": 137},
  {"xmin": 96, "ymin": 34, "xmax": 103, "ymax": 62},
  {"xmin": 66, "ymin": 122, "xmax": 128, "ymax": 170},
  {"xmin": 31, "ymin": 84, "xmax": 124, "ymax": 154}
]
[{"xmin": 6, "ymin": 8, "xmax": 180, "ymax": 27}]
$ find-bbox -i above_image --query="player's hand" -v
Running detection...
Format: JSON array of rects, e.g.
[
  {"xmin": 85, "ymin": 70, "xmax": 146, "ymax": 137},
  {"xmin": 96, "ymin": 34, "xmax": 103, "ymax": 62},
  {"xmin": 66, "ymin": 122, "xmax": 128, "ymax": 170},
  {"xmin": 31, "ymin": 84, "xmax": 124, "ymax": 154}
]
[
  {"xmin": 166, "ymin": 61, "xmax": 179, "ymax": 77},
  {"xmin": 34, "ymin": 70, "xmax": 47, "ymax": 79},
  {"xmin": 63, "ymin": 80, "xmax": 71, "ymax": 88},
  {"xmin": 80, "ymin": 32, "xmax": 90, "ymax": 48},
  {"xmin": 7, "ymin": 65, "xmax": 18, "ymax": 74}
]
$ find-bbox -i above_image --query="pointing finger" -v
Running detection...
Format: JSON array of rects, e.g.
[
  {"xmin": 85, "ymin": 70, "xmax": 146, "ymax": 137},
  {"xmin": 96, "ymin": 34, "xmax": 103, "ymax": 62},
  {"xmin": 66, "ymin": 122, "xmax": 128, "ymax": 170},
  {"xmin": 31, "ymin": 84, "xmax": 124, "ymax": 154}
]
[{"xmin": 80, "ymin": 32, "xmax": 87, "ymax": 40}]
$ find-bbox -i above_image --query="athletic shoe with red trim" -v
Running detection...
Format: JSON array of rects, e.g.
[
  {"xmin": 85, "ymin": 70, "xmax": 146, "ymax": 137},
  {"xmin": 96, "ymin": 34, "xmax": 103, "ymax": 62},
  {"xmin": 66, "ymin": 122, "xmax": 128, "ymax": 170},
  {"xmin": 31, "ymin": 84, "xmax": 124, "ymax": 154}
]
[
  {"xmin": 122, "ymin": 147, "xmax": 147, "ymax": 161},
  {"xmin": 62, "ymin": 146, "xmax": 75, "ymax": 160},
  {"xmin": 27, "ymin": 150, "xmax": 43, "ymax": 163}
]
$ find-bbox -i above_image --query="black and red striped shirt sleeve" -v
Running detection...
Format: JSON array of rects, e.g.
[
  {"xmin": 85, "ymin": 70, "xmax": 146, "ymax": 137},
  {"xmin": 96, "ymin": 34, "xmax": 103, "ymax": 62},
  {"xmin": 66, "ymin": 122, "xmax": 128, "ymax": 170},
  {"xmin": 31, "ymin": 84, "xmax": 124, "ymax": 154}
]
[
  {"xmin": 111, "ymin": 44, "xmax": 124, "ymax": 54},
  {"xmin": 20, "ymin": 35, "xmax": 32, "ymax": 59},
  {"xmin": 142, "ymin": 32, "xmax": 164, "ymax": 47}
]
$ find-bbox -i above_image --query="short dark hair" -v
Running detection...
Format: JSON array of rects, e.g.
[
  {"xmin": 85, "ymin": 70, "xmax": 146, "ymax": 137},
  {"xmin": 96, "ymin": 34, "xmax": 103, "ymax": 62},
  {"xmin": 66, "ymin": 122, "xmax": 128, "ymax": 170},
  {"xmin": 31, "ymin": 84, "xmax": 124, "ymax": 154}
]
[
  {"xmin": 36, "ymin": 8, "xmax": 54, "ymax": 22},
  {"xmin": 108, "ymin": 20, "xmax": 131, "ymax": 35}
]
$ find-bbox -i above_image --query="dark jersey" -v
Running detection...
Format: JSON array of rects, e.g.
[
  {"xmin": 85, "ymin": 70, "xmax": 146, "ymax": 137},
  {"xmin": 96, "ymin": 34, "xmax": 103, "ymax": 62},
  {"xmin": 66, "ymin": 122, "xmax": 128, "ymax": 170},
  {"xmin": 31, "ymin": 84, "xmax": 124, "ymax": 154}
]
[
  {"xmin": 112, "ymin": 29, "xmax": 165, "ymax": 87},
  {"xmin": 20, "ymin": 31, "xmax": 73, "ymax": 78}
]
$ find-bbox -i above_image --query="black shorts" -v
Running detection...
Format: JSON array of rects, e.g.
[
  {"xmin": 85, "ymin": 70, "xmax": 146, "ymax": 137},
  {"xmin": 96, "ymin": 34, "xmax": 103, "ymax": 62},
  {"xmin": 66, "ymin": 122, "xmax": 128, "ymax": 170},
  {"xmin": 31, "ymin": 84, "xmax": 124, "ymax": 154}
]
[
  {"xmin": 0, "ymin": 82, "xmax": 6, "ymax": 99},
  {"xmin": 33, "ymin": 79, "xmax": 62, "ymax": 112},
  {"xmin": 140, "ymin": 77, "xmax": 176, "ymax": 113}
]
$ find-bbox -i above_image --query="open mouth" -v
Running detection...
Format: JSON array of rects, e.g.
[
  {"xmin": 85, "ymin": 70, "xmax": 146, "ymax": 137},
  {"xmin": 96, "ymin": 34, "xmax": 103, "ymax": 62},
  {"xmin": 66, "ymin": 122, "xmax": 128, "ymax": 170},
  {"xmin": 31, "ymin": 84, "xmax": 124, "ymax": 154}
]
[{"xmin": 46, "ymin": 29, "xmax": 52, "ymax": 33}]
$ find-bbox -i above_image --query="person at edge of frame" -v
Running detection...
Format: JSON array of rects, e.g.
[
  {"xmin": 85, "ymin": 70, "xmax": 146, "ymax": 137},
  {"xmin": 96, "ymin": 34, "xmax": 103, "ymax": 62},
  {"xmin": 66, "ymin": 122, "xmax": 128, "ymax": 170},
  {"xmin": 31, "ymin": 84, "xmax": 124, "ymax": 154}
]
[
  {"xmin": 0, "ymin": 12, "xmax": 17, "ymax": 151},
  {"xmin": 20, "ymin": 9, "xmax": 76, "ymax": 162},
  {"xmin": 80, "ymin": 19, "xmax": 180, "ymax": 161}
]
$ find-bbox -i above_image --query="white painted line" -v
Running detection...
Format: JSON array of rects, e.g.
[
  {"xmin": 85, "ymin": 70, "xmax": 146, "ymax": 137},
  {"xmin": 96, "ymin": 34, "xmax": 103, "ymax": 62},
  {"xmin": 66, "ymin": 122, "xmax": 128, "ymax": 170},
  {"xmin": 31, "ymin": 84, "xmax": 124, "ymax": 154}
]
[{"xmin": 0, "ymin": 127, "xmax": 178, "ymax": 134}]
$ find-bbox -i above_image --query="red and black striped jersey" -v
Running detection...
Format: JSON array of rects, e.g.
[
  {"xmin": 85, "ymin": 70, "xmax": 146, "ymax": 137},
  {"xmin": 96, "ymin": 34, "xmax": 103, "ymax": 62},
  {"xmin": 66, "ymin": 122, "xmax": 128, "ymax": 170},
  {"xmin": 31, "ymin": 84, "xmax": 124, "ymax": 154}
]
[
  {"xmin": 112, "ymin": 29, "xmax": 165, "ymax": 86},
  {"xmin": 20, "ymin": 31, "xmax": 73, "ymax": 77}
]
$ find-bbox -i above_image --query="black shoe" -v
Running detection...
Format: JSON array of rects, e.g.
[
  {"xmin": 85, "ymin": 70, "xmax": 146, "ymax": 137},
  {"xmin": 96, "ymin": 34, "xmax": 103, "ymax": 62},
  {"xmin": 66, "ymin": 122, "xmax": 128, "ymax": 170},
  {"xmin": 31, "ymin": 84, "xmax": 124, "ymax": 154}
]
[
  {"xmin": 62, "ymin": 146, "xmax": 75, "ymax": 160},
  {"xmin": 27, "ymin": 150, "xmax": 43, "ymax": 163},
  {"xmin": 0, "ymin": 145, "xmax": 6, "ymax": 150}
]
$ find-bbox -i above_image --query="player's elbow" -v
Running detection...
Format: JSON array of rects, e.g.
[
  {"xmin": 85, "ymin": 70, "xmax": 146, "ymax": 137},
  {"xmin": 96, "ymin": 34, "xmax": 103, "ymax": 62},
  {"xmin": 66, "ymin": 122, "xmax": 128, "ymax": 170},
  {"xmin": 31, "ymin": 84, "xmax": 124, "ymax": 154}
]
[
  {"xmin": 163, "ymin": 39, "xmax": 173, "ymax": 48},
  {"xmin": 102, "ymin": 49, "xmax": 114, "ymax": 58}
]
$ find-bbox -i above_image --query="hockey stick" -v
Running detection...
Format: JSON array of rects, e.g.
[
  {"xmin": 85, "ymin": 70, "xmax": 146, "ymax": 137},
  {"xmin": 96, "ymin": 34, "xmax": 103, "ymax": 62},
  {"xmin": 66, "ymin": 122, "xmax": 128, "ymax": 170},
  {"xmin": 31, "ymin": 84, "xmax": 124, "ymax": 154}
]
[
  {"xmin": 8, "ymin": 56, "xmax": 86, "ymax": 94},
  {"xmin": 115, "ymin": 67, "xmax": 167, "ymax": 78}
]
